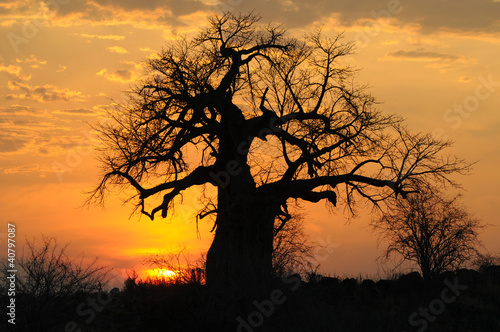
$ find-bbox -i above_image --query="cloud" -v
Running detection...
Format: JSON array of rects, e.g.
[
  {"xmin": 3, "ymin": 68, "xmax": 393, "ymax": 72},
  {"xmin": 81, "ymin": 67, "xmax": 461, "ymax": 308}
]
[
  {"xmin": 1, "ymin": 56, "xmax": 47, "ymax": 84},
  {"xmin": 107, "ymin": 46, "xmax": 128, "ymax": 54},
  {"xmin": 97, "ymin": 68, "xmax": 131, "ymax": 82},
  {"xmin": 0, "ymin": 64, "xmax": 22, "ymax": 76},
  {"xmin": 396, "ymin": 0, "xmax": 500, "ymax": 35},
  {"xmin": 0, "ymin": 56, "xmax": 46, "ymax": 82},
  {"xmin": 457, "ymin": 76, "xmax": 472, "ymax": 83},
  {"xmin": 55, "ymin": 108, "xmax": 97, "ymax": 115},
  {"xmin": 0, "ymin": 105, "xmax": 42, "ymax": 115},
  {"xmin": 280, "ymin": 0, "xmax": 500, "ymax": 36},
  {"xmin": 0, "ymin": 62, "xmax": 31, "ymax": 81},
  {"xmin": 56, "ymin": 65, "xmax": 67, "ymax": 72},
  {"xmin": 6, "ymin": 81, "xmax": 88, "ymax": 102},
  {"xmin": 382, "ymin": 48, "xmax": 479, "ymax": 72},
  {"xmin": 96, "ymin": 60, "xmax": 145, "ymax": 83},
  {"xmin": 74, "ymin": 33, "xmax": 126, "ymax": 40},
  {"xmin": 1, "ymin": 0, "xmax": 499, "ymax": 37},
  {"xmin": 89, "ymin": 0, "xmax": 209, "ymax": 17},
  {"xmin": 0, "ymin": 135, "xmax": 27, "ymax": 153},
  {"xmin": 0, "ymin": 116, "xmax": 39, "ymax": 155},
  {"xmin": 43, "ymin": 0, "xmax": 175, "ymax": 29},
  {"xmin": 16, "ymin": 54, "xmax": 47, "ymax": 68},
  {"xmin": 139, "ymin": 47, "xmax": 161, "ymax": 60},
  {"xmin": 1, "ymin": 164, "xmax": 53, "ymax": 175},
  {"xmin": 385, "ymin": 49, "xmax": 468, "ymax": 62},
  {"xmin": 0, "ymin": 105, "xmax": 97, "ymax": 158}
]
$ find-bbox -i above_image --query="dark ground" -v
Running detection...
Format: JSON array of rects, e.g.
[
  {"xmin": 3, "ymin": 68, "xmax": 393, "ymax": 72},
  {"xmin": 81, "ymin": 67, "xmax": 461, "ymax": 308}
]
[{"xmin": 2, "ymin": 267, "xmax": 500, "ymax": 332}]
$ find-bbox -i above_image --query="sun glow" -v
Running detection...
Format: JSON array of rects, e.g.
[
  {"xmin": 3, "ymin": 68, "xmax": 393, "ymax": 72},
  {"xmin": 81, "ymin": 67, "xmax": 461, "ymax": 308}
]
[{"xmin": 146, "ymin": 268, "xmax": 177, "ymax": 280}]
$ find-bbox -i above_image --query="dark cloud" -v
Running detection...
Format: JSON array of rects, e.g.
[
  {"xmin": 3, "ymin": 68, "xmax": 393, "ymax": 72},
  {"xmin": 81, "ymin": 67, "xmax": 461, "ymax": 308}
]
[
  {"xmin": 97, "ymin": 0, "xmax": 209, "ymax": 16},
  {"xmin": 54, "ymin": 0, "xmax": 209, "ymax": 23},
  {"xmin": 2, "ymin": 0, "xmax": 499, "ymax": 36},
  {"xmin": 386, "ymin": 49, "xmax": 463, "ymax": 61},
  {"xmin": 397, "ymin": 0, "xmax": 500, "ymax": 34},
  {"xmin": 5, "ymin": 81, "xmax": 86, "ymax": 102},
  {"xmin": 210, "ymin": 0, "xmax": 329, "ymax": 29},
  {"xmin": 53, "ymin": 0, "xmax": 103, "ymax": 18},
  {"xmin": 56, "ymin": 108, "xmax": 96, "ymax": 115},
  {"xmin": 0, "ymin": 136, "xmax": 26, "ymax": 153},
  {"xmin": 95, "ymin": 0, "xmax": 171, "ymax": 10},
  {"xmin": 96, "ymin": 61, "xmax": 144, "ymax": 83},
  {"xmin": 239, "ymin": 0, "xmax": 500, "ymax": 34},
  {"xmin": 205, "ymin": 0, "xmax": 494, "ymax": 34},
  {"xmin": 383, "ymin": 48, "xmax": 477, "ymax": 71},
  {"xmin": 122, "ymin": 0, "xmax": 492, "ymax": 35},
  {"xmin": 12, "ymin": 118, "xmax": 40, "ymax": 126},
  {"xmin": 0, "ymin": 105, "xmax": 40, "ymax": 114},
  {"xmin": 115, "ymin": 69, "xmax": 131, "ymax": 79}
]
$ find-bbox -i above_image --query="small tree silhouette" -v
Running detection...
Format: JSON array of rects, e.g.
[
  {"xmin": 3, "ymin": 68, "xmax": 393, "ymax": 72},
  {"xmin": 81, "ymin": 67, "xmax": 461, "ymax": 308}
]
[
  {"xmin": 89, "ymin": 12, "xmax": 470, "ymax": 288},
  {"xmin": 0, "ymin": 235, "xmax": 111, "ymax": 331},
  {"xmin": 372, "ymin": 186, "xmax": 485, "ymax": 282},
  {"xmin": 13, "ymin": 235, "xmax": 110, "ymax": 296},
  {"xmin": 272, "ymin": 211, "xmax": 318, "ymax": 277}
]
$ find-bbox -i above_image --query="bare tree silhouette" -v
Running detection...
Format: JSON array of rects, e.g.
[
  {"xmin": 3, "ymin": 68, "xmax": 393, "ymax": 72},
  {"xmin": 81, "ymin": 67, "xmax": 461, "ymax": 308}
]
[
  {"xmin": 3, "ymin": 235, "xmax": 111, "ymax": 296},
  {"xmin": 89, "ymin": 12, "xmax": 470, "ymax": 288},
  {"xmin": 0, "ymin": 235, "xmax": 111, "ymax": 331},
  {"xmin": 272, "ymin": 211, "xmax": 317, "ymax": 277},
  {"xmin": 372, "ymin": 186, "xmax": 484, "ymax": 282}
]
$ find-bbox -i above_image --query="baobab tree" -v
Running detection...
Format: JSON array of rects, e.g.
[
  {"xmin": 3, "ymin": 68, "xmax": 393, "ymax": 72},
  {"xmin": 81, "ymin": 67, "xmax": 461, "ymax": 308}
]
[
  {"xmin": 372, "ymin": 186, "xmax": 484, "ymax": 282},
  {"xmin": 89, "ymin": 12, "xmax": 469, "ymax": 289}
]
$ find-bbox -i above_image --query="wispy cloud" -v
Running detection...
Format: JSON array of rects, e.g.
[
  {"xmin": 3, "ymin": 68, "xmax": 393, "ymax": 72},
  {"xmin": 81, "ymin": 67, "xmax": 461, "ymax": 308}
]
[
  {"xmin": 0, "ymin": 105, "xmax": 43, "ymax": 115},
  {"xmin": 16, "ymin": 55, "xmax": 47, "ymax": 69},
  {"xmin": 6, "ymin": 81, "xmax": 88, "ymax": 102},
  {"xmin": 382, "ymin": 49, "xmax": 478, "ymax": 71},
  {"xmin": 107, "ymin": 46, "xmax": 128, "ymax": 54},
  {"xmin": 140, "ymin": 47, "xmax": 161, "ymax": 60},
  {"xmin": 74, "ymin": 33, "xmax": 126, "ymax": 40},
  {"xmin": 0, "ymin": 64, "xmax": 22, "ymax": 76},
  {"xmin": 457, "ymin": 76, "xmax": 472, "ymax": 83},
  {"xmin": 0, "ymin": 63, "xmax": 31, "ymax": 81},
  {"xmin": 1, "ymin": 164, "xmax": 55, "ymax": 176},
  {"xmin": 96, "ymin": 60, "xmax": 145, "ymax": 83},
  {"xmin": 0, "ymin": 104, "xmax": 98, "ymax": 159},
  {"xmin": 0, "ymin": 135, "xmax": 27, "ymax": 153},
  {"xmin": 54, "ymin": 108, "xmax": 98, "ymax": 116},
  {"xmin": 96, "ymin": 68, "xmax": 133, "ymax": 83},
  {"xmin": 385, "ymin": 49, "xmax": 470, "ymax": 62}
]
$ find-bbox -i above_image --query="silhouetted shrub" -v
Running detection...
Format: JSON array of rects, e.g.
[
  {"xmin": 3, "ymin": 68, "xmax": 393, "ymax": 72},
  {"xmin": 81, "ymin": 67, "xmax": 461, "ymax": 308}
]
[{"xmin": 0, "ymin": 235, "xmax": 111, "ymax": 331}]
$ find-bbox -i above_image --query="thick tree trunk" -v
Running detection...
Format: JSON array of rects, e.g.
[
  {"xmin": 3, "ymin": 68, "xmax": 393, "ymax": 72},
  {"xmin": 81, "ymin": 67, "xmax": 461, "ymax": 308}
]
[
  {"xmin": 204, "ymin": 101, "xmax": 279, "ymax": 290},
  {"xmin": 205, "ymin": 189, "xmax": 277, "ymax": 290}
]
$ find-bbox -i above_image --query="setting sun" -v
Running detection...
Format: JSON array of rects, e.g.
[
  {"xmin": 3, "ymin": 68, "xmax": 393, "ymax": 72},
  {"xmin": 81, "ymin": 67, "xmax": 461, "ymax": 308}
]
[{"xmin": 145, "ymin": 268, "xmax": 177, "ymax": 280}]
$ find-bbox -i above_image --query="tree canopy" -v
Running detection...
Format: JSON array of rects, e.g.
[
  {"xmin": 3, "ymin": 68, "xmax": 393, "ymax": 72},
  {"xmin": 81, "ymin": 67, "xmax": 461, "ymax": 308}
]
[{"xmin": 372, "ymin": 186, "xmax": 484, "ymax": 281}]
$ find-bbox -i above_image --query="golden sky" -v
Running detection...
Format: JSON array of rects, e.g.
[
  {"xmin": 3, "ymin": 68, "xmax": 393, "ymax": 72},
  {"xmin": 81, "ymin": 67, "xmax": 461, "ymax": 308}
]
[{"xmin": 1, "ymin": 0, "xmax": 499, "ymax": 284}]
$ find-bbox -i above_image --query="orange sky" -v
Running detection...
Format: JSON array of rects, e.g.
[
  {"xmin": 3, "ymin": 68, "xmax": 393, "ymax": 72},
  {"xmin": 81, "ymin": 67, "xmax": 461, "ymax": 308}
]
[{"xmin": 1, "ymin": 0, "xmax": 499, "ymax": 285}]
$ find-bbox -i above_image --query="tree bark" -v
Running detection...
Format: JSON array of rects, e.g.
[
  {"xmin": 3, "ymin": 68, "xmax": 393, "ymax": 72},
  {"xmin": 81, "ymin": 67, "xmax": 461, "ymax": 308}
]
[
  {"xmin": 203, "ymin": 99, "xmax": 279, "ymax": 289},
  {"xmin": 205, "ymin": 187, "xmax": 277, "ymax": 290}
]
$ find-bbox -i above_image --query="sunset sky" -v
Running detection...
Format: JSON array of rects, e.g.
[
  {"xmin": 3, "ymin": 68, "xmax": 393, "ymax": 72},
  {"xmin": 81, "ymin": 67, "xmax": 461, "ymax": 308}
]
[{"xmin": 1, "ymin": 0, "xmax": 499, "ymax": 285}]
